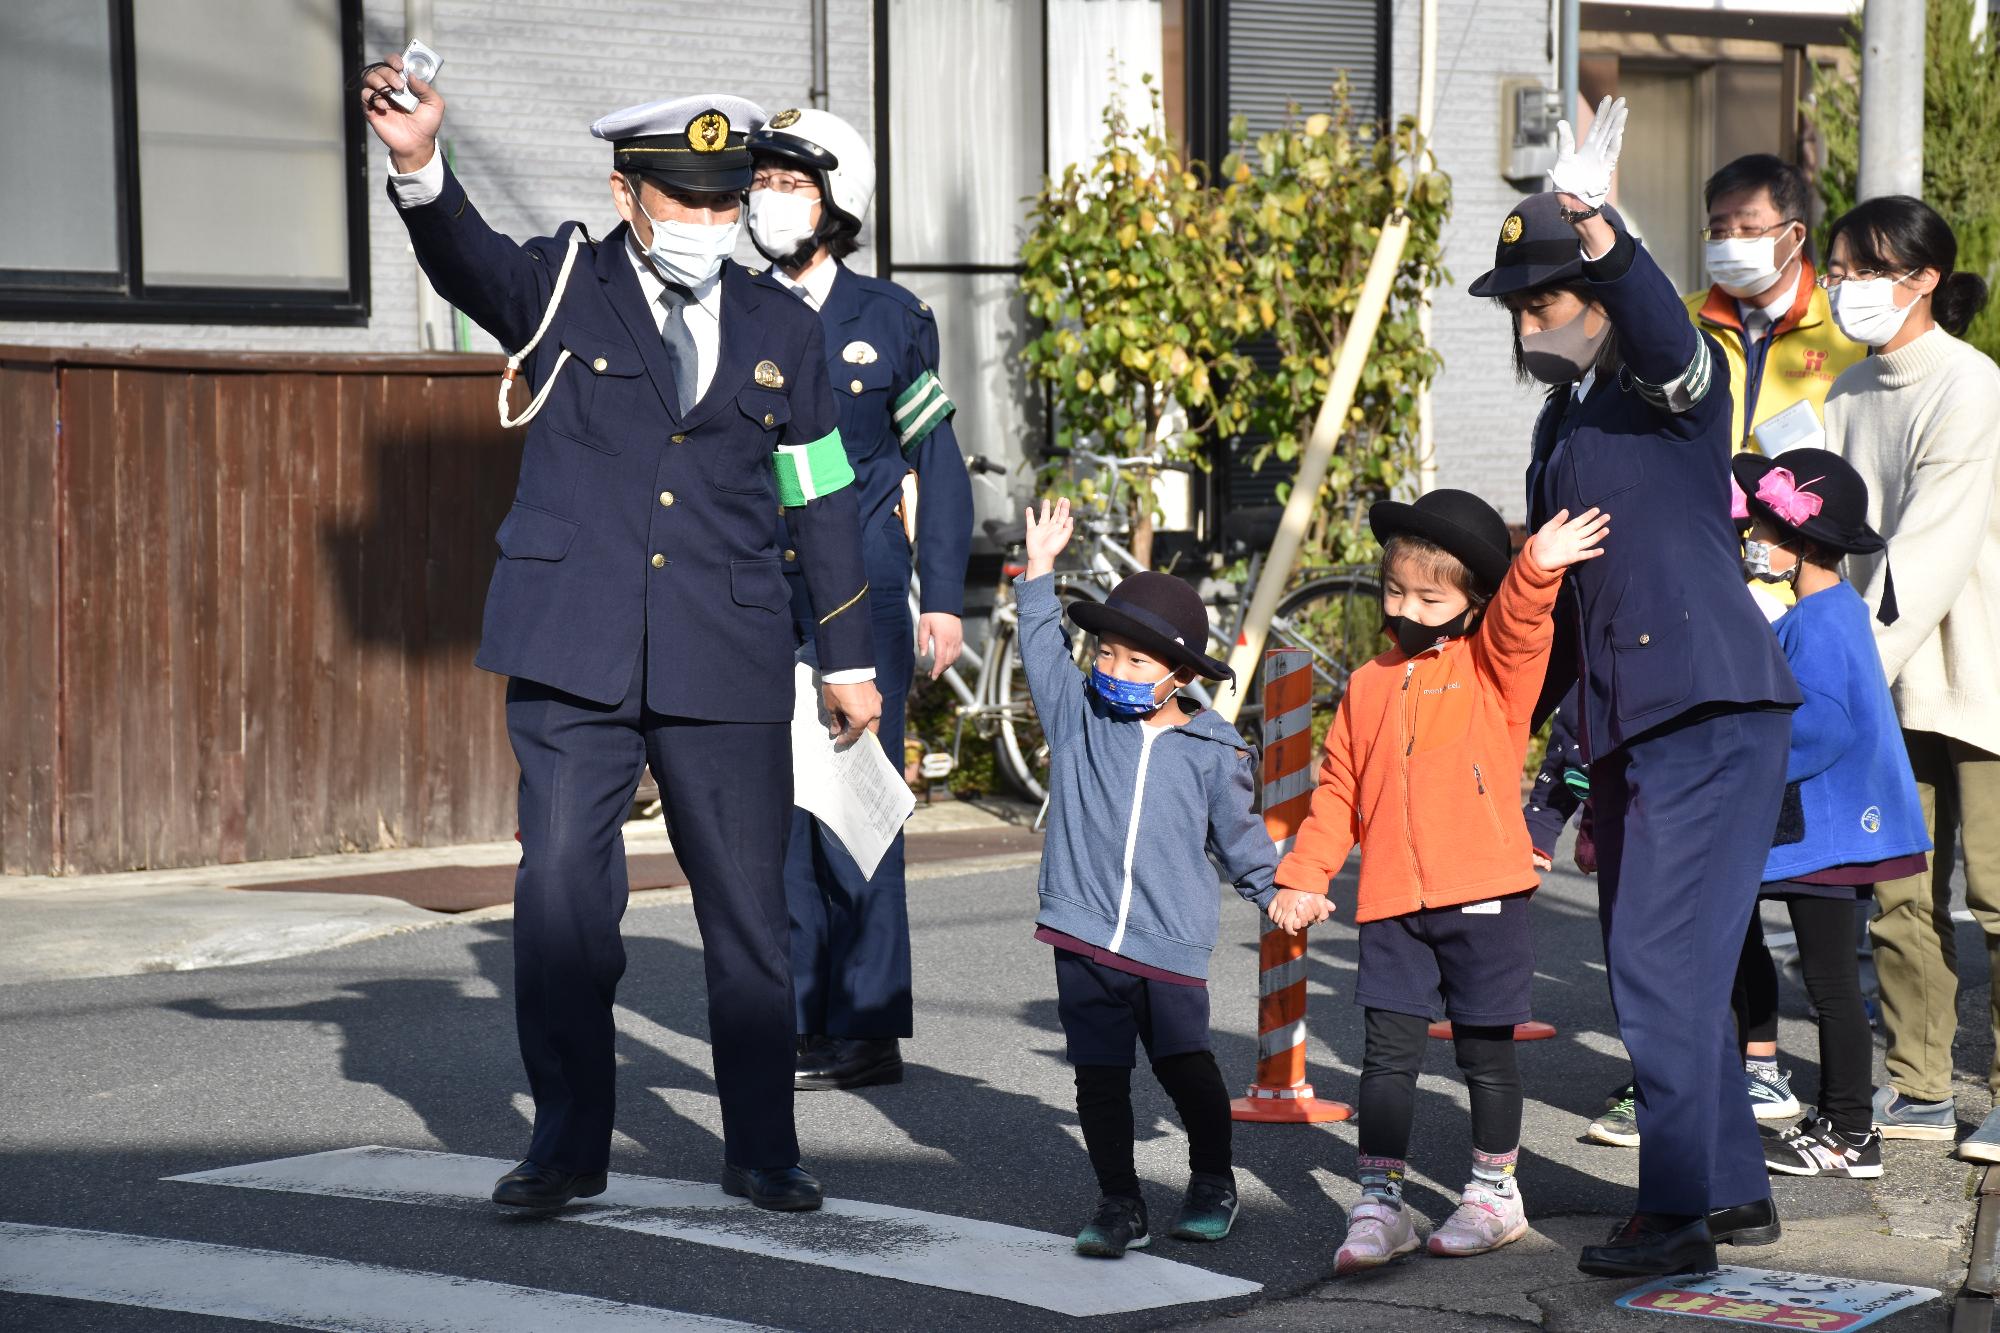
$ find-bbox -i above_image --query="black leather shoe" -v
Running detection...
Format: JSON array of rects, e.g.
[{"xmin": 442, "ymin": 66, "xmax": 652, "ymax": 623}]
[
  {"xmin": 1709, "ymin": 1196, "xmax": 1781, "ymax": 1246},
  {"xmin": 722, "ymin": 1162, "xmax": 823, "ymax": 1212},
  {"xmin": 1578, "ymin": 1212, "xmax": 1717, "ymax": 1278},
  {"xmin": 795, "ymin": 1034, "xmax": 832, "ymax": 1074},
  {"xmin": 794, "ymin": 1037, "xmax": 904, "ymax": 1091},
  {"xmin": 491, "ymin": 1160, "xmax": 608, "ymax": 1211}
]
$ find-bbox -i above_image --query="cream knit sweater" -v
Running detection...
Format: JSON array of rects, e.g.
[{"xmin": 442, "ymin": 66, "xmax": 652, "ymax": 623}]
[{"xmin": 1826, "ymin": 326, "xmax": 2000, "ymax": 755}]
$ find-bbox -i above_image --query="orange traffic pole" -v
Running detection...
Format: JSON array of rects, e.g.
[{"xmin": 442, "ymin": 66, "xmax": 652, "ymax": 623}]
[{"xmin": 1232, "ymin": 648, "xmax": 1352, "ymax": 1124}]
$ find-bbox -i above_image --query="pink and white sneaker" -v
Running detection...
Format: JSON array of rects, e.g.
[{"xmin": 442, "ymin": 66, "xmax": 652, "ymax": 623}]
[
  {"xmin": 1427, "ymin": 1180, "xmax": 1529, "ymax": 1257},
  {"xmin": 1335, "ymin": 1196, "xmax": 1423, "ymax": 1274}
]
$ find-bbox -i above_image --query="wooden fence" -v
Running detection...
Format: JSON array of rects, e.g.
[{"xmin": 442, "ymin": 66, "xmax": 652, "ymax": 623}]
[{"xmin": 1, "ymin": 345, "xmax": 526, "ymax": 876}]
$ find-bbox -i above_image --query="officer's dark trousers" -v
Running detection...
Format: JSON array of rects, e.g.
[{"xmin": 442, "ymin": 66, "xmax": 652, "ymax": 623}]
[
  {"xmin": 1590, "ymin": 706, "xmax": 1790, "ymax": 1217},
  {"xmin": 508, "ymin": 655, "xmax": 798, "ymax": 1175},
  {"xmin": 787, "ymin": 531, "xmax": 916, "ymax": 1039}
]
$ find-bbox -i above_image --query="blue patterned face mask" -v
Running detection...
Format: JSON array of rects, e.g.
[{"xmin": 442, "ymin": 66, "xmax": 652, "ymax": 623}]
[{"xmin": 1091, "ymin": 666, "xmax": 1177, "ymax": 716}]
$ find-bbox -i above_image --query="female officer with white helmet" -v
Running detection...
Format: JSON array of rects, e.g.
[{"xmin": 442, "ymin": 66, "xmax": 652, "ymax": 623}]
[{"xmin": 747, "ymin": 108, "xmax": 974, "ymax": 1092}]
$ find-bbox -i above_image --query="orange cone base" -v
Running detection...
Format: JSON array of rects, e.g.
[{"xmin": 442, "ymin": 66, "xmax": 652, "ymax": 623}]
[
  {"xmin": 1427, "ymin": 1020, "xmax": 1558, "ymax": 1041},
  {"xmin": 1231, "ymin": 1087, "xmax": 1354, "ymax": 1123}
]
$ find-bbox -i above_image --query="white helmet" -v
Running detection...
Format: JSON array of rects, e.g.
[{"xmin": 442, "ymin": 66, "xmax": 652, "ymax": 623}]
[{"xmin": 746, "ymin": 107, "xmax": 876, "ymax": 228}]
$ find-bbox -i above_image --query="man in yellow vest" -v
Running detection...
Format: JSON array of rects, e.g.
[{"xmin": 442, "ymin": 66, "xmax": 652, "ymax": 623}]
[{"xmin": 1683, "ymin": 154, "xmax": 1864, "ymax": 454}]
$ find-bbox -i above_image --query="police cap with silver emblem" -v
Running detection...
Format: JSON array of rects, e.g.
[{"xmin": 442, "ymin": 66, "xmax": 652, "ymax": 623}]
[
  {"xmin": 1468, "ymin": 192, "xmax": 1627, "ymax": 298},
  {"xmin": 591, "ymin": 93, "xmax": 768, "ymax": 194}
]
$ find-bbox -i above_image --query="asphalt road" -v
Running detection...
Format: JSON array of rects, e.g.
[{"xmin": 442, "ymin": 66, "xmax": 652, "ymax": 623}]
[{"xmin": 1, "ymin": 852, "xmax": 1986, "ymax": 1330}]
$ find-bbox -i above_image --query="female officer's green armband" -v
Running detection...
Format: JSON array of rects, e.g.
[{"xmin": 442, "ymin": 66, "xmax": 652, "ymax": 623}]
[
  {"xmin": 772, "ymin": 429, "xmax": 856, "ymax": 507},
  {"xmin": 892, "ymin": 370, "xmax": 955, "ymax": 453}
]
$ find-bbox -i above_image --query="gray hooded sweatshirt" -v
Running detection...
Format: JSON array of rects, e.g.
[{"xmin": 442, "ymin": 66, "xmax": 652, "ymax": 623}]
[{"xmin": 1015, "ymin": 574, "xmax": 1279, "ymax": 979}]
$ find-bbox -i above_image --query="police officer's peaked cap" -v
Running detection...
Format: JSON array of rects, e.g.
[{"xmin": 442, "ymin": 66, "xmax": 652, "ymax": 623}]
[
  {"xmin": 592, "ymin": 94, "xmax": 768, "ymax": 193},
  {"xmin": 1468, "ymin": 192, "xmax": 1628, "ymax": 299}
]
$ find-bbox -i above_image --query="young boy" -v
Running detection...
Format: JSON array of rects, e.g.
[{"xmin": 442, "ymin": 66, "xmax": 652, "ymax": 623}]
[
  {"xmin": 1272, "ymin": 490, "xmax": 1607, "ymax": 1271},
  {"xmin": 1016, "ymin": 497, "xmax": 1326, "ymax": 1258}
]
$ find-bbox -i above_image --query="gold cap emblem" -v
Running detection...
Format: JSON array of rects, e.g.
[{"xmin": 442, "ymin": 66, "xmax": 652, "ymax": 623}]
[
  {"xmin": 754, "ymin": 359, "xmax": 785, "ymax": 388},
  {"xmin": 1500, "ymin": 214, "xmax": 1524, "ymax": 245},
  {"xmin": 688, "ymin": 110, "xmax": 730, "ymax": 153},
  {"xmin": 770, "ymin": 108, "xmax": 802, "ymax": 129}
]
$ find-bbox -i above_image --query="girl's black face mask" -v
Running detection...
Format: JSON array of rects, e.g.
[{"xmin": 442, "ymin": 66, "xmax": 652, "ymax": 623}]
[{"xmin": 1382, "ymin": 607, "xmax": 1480, "ymax": 657}]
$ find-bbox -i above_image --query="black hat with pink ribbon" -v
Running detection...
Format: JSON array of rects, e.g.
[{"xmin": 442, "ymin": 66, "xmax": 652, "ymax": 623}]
[{"xmin": 1732, "ymin": 447, "xmax": 1899, "ymax": 623}]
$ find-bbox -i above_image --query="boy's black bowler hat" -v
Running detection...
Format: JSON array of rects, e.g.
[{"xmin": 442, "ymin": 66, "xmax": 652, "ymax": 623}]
[
  {"xmin": 1369, "ymin": 489, "xmax": 1513, "ymax": 597},
  {"xmin": 1731, "ymin": 448, "xmax": 1885, "ymax": 556},
  {"xmin": 1067, "ymin": 572, "xmax": 1234, "ymax": 682},
  {"xmin": 1468, "ymin": 192, "xmax": 1628, "ymax": 299}
]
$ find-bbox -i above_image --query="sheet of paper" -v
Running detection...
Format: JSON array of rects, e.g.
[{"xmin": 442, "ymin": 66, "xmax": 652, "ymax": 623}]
[
  {"xmin": 791, "ymin": 662, "xmax": 916, "ymax": 880},
  {"xmin": 1752, "ymin": 397, "xmax": 1825, "ymax": 455}
]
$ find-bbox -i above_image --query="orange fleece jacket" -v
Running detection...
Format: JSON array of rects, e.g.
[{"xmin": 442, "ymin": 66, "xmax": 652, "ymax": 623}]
[{"xmin": 1273, "ymin": 546, "xmax": 1564, "ymax": 923}]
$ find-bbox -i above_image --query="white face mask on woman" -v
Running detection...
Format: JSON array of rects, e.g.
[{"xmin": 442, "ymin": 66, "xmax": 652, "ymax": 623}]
[
  {"xmin": 1704, "ymin": 228, "xmax": 1803, "ymax": 299},
  {"xmin": 637, "ymin": 206, "xmax": 741, "ymax": 289},
  {"xmin": 748, "ymin": 190, "xmax": 821, "ymax": 261},
  {"xmin": 1830, "ymin": 272, "xmax": 1918, "ymax": 347}
]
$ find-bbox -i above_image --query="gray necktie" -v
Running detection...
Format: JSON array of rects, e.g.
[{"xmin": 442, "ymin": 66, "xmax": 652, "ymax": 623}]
[{"xmin": 658, "ymin": 283, "xmax": 699, "ymax": 411}]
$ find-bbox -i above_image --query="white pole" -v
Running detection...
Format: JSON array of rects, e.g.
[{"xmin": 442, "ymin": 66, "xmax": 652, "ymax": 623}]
[
  {"xmin": 1857, "ymin": 0, "xmax": 1926, "ymax": 200},
  {"xmin": 1415, "ymin": 0, "xmax": 1439, "ymax": 496},
  {"xmin": 406, "ymin": 0, "xmax": 448, "ymax": 351}
]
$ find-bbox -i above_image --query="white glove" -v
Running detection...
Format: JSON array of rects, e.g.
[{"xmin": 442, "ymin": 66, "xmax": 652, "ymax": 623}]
[{"xmin": 1547, "ymin": 95, "xmax": 1627, "ymax": 209}]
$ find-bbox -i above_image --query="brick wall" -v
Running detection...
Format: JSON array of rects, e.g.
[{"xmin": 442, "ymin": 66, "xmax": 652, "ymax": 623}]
[{"xmin": 0, "ymin": 0, "xmax": 874, "ymax": 356}]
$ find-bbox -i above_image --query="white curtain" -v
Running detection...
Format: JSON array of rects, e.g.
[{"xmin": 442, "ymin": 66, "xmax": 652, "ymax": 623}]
[
  {"xmin": 1045, "ymin": 0, "xmax": 1165, "ymax": 184},
  {"xmin": 0, "ymin": 0, "xmax": 120, "ymax": 274}
]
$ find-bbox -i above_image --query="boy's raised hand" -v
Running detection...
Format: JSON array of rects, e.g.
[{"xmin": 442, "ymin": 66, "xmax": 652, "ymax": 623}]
[
  {"xmin": 1268, "ymin": 888, "xmax": 1333, "ymax": 935},
  {"xmin": 1022, "ymin": 496, "xmax": 1074, "ymax": 580},
  {"xmin": 1527, "ymin": 507, "xmax": 1610, "ymax": 573}
]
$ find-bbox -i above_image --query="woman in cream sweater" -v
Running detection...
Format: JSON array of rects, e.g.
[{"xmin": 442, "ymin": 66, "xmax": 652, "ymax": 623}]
[{"xmin": 1821, "ymin": 195, "xmax": 2000, "ymax": 1158}]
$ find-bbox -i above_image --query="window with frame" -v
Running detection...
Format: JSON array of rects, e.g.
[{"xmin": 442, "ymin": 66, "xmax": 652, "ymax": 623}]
[{"xmin": 0, "ymin": 0, "xmax": 370, "ymax": 324}]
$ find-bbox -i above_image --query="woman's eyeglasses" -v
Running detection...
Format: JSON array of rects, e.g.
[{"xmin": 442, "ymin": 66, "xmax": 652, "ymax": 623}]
[{"xmin": 751, "ymin": 172, "xmax": 821, "ymax": 196}]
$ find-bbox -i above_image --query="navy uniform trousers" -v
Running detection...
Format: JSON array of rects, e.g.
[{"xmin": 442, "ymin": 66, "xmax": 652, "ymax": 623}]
[{"xmin": 509, "ymin": 649, "xmax": 798, "ymax": 1174}]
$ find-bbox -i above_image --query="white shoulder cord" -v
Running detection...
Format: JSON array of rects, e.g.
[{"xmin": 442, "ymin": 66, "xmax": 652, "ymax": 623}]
[{"xmin": 497, "ymin": 228, "xmax": 588, "ymax": 429}]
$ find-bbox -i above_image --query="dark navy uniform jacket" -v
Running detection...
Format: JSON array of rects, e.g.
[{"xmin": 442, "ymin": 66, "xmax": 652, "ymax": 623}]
[
  {"xmin": 763, "ymin": 263, "xmax": 972, "ymax": 674},
  {"xmin": 1526, "ymin": 229, "xmax": 1799, "ymax": 758},
  {"xmin": 393, "ymin": 162, "xmax": 874, "ymax": 722}
]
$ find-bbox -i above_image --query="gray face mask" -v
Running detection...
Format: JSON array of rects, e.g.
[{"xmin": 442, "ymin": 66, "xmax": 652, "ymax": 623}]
[
  {"xmin": 1520, "ymin": 305, "xmax": 1612, "ymax": 384},
  {"xmin": 1741, "ymin": 538, "xmax": 1798, "ymax": 585}
]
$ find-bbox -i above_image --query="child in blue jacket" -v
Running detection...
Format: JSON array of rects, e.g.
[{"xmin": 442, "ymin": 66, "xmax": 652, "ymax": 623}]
[{"xmin": 1727, "ymin": 449, "xmax": 1929, "ymax": 1180}]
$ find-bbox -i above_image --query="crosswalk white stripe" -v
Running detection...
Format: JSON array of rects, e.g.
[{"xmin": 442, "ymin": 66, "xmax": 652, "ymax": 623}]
[
  {"xmin": 171, "ymin": 1147, "xmax": 1260, "ymax": 1318},
  {"xmin": 0, "ymin": 1221, "xmax": 770, "ymax": 1332}
]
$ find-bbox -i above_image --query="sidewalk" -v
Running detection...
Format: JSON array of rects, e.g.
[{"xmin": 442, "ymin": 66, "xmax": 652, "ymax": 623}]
[{"xmin": 0, "ymin": 796, "xmax": 1043, "ymax": 985}]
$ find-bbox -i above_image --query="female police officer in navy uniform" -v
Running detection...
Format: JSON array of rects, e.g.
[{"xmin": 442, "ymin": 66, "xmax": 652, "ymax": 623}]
[
  {"xmin": 745, "ymin": 110, "xmax": 974, "ymax": 1092},
  {"xmin": 1470, "ymin": 98, "xmax": 1800, "ymax": 1276},
  {"xmin": 361, "ymin": 57, "xmax": 881, "ymax": 1214}
]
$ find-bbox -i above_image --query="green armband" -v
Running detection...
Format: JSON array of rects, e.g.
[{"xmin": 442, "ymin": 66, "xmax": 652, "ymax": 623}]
[
  {"xmin": 772, "ymin": 429, "xmax": 856, "ymax": 507},
  {"xmin": 891, "ymin": 370, "xmax": 954, "ymax": 452}
]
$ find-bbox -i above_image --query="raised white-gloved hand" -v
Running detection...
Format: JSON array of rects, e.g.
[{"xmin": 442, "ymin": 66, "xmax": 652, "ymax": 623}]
[{"xmin": 1547, "ymin": 95, "xmax": 1627, "ymax": 209}]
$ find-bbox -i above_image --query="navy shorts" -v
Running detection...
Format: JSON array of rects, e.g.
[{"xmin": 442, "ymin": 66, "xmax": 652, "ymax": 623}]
[
  {"xmin": 1054, "ymin": 950, "xmax": 1212, "ymax": 1067},
  {"xmin": 1355, "ymin": 893, "xmax": 1535, "ymax": 1027}
]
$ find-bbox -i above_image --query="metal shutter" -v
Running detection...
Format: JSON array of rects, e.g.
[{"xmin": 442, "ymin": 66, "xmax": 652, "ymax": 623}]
[{"xmin": 1226, "ymin": 0, "xmax": 1384, "ymax": 142}]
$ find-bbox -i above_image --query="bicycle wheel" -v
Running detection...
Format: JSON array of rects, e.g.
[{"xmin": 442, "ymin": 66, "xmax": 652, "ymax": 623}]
[
  {"xmin": 991, "ymin": 579, "xmax": 1104, "ymax": 802},
  {"xmin": 1238, "ymin": 571, "xmax": 1382, "ymax": 753}
]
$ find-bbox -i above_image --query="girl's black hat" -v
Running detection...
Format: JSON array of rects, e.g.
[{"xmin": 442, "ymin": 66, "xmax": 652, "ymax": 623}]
[
  {"xmin": 1731, "ymin": 448, "xmax": 1884, "ymax": 556},
  {"xmin": 1067, "ymin": 572, "xmax": 1233, "ymax": 682},
  {"xmin": 1369, "ymin": 489, "xmax": 1513, "ymax": 596}
]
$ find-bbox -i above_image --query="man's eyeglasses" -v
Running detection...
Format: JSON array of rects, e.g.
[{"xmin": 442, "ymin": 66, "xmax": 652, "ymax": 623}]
[
  {"xmin": 1698, "ymin": 218, "xmax": 1801, "ymax": 243},
  {"xmin": 751, "ymin": 171, "xmax": 821, "ymax": 196}
]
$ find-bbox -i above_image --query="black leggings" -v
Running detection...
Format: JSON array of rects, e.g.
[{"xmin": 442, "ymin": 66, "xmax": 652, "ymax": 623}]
[
  {"xmin": 1357, "ymin": 1008, "xmax": 1521, "ymax": 1161},
  {"xmin": 1075, "ymin": 1052, "xmax": 1233, "ymax": 1201},
  {"xmin": 1729, "ymin": 896, "xmax": 1872, "ymax": 1136}
]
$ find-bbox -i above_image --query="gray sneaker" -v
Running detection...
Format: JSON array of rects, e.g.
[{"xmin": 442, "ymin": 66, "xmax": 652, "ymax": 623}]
[
  {"xmin": 1588, "ymin": 1087, "xmax": 1640, "ymax": 1147},
  {"xmin": 1872, "ymin": 1084, "xmax": 1957, "ymax": 1141},
  {"xmin": 1960, "ymin": 1106, "xmax": 2000, "ymax": 1163}
]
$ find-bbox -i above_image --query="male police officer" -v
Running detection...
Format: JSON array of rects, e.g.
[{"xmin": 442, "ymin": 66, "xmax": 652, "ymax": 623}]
[
  {"xmin": 359, "ymin": 57, "xmax": 879, "ymax": 1213},
  {"xmin": 744, "ymin": 109, "xmax": 973, "ymax": 1090}
]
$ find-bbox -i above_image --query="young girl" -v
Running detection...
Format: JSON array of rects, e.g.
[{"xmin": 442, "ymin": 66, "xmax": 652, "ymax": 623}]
[
  {"xmin": 1272, "ymin": 490, "xmax": 1607, "ymax": 1272},
  {"xmin": 1726, "ymin": 448, "xmax": 1930, "ymax": 1178}
]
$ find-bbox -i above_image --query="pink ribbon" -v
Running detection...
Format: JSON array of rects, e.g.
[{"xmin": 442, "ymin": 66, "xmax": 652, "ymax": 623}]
[
  {"xmin": 1755, "ymin": 467, "xmax": 1824, "ymax": 526},
  {"xmin": 1729, "ymin": 476, "xmax": 1749, "ymax": 520}
]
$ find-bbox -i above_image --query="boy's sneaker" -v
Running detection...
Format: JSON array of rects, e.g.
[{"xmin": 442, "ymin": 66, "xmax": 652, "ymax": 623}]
[
  {"xmin": 1747, "ymin": 1065, "xmax": 1801, "ymax": 1120},
  {"xmin": 1075, "ymin": 1194, "xmax": 1150, "ymax": 1257},
  {"xmin": 1589, "ymin": 1087, "xmax": 1641, "ymax": 1147},
  {"xmin": 1764, "ymin": 1116, "xmax": 1883, "ymax": 1178},
  {"xmin": 1167, "ymin": 1172, "xmax": 1239, "ymax": 1242},
  {"xmin": 1872, "ymin": 1085, "xmax": 1957, "ymax": 1141},
  {"xmin": 1959, "ymin": 1107, "xmax": 2000, "ymax": 1164},
  {"xmin": 1335, "ymin": 1196, "xmax": 1422, "ymax": 1275},
  {"xmin": 1427, "ymin": 1180, "xmax": 1529, "ymax": 1257}
]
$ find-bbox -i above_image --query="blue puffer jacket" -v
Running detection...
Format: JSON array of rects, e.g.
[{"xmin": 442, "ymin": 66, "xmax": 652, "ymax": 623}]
[
  {"xmin": 1014, "ymin": 574, "xmax": 1278, "ymax": 979},
  {"xmin": 1765, "ymin": 580, "xmax": 1931, "ymax": 881}
]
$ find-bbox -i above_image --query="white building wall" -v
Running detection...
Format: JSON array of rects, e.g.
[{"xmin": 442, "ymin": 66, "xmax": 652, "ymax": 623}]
[
  {"xmin": 1387, "ymin": 0, "xmax": 1555, "ymax": 523},
  {"xmin": 0, "ymin": 0, "xmax": 874, "ymax": 355}
]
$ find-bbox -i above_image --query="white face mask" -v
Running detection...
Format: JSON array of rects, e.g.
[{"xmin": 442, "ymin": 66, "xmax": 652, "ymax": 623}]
[
  {"xmin": 748, "ymin": 189, "xmax": 821, "ymax": 261},
  {"xmin": 1704, "ymin": 228, "xmax": 1803, "ymax": 299},
  {"xmin": 1830, "ymin": 272, "xmax": 1918, "ymax": 347},
  {"xmin": 636, "ymin": 204, "xmax": 740, "ymax": 289}
]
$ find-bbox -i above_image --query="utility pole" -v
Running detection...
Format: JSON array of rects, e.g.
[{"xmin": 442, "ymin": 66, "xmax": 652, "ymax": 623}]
[
  {"xmin": 1559, "ymin": 0, "xmax": 1580, "ymax": 123},
  {"xmin": 1857, "ymin": 0, "xmax": 1925, "ymax": 200}
]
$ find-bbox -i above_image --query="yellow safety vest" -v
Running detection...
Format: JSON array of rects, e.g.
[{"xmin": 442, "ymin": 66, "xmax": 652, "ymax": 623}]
[{"xmin": 1681, "ymin": 260, "xmax": 1867, "ymax": 454}]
